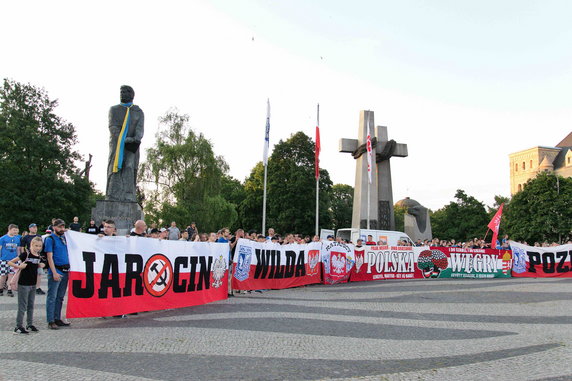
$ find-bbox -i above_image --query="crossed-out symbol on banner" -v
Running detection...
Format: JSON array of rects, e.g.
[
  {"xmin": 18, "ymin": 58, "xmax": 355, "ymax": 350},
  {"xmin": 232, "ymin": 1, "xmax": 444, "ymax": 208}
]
[{"xmin": 143, "ymin": 254, "xmax": 173, "ymax": 297}]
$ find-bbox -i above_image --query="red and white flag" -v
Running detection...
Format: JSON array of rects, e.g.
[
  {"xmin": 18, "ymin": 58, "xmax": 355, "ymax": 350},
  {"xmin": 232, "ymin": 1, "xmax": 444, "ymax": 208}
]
[{"xmin": 488, "ymin": 203, "xmax": 504, "ymax": 248}]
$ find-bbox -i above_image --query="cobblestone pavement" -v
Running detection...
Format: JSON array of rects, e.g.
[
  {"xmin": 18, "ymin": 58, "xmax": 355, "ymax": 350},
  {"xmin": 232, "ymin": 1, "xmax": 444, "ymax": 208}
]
[{"xmin": 1, "ymin": 277, "xmax": 571, "ymax": 380}]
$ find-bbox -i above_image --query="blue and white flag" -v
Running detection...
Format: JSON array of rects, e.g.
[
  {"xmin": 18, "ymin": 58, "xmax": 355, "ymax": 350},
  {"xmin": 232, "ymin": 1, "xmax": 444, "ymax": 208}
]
[{"xmin": 263, "ymin": 99, "xmax": 270, "ymax": 166}]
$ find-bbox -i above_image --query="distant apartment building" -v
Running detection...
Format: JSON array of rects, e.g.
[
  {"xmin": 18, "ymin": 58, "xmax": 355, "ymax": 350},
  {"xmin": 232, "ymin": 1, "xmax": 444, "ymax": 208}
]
[{"xmin": 509, "ymin": 132, "xmax": 572, "ymax": 195}]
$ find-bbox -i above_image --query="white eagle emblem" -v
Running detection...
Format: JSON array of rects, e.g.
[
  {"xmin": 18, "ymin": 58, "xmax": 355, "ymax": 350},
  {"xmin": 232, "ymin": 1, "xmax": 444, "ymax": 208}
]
[
  {"xmin": 331, "ymin": 253, "xmax": 346, "ymax": 274},
  {"xmin": 355, "ymin": 252, "xmax": 364, "ymax": 273},
  {"xmin": 308, "ymin": 252, "xmax": 319, "ymax": 270},
  {"xmin": 212, "ymin": 255, "xmax": 227, "ymax": 288}
]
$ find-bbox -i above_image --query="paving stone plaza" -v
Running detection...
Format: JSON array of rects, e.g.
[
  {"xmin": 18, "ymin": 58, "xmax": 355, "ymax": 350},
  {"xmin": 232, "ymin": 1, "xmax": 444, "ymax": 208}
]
[{"xmin": 1, "ymin": 277, "xmax": 571, "ymax": 381}]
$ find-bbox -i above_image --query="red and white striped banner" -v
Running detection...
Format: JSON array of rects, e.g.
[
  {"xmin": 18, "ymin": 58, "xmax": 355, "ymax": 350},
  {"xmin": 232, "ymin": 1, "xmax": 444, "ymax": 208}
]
[
  {"xmin": 232, "ymin": 239, "xmax": 322, "ymax": 290},
  {"xmin": 66, "ymin": 231, "xmax": 229, "ymax": 318},
  {"xmin": 510, "ymin": 241, "xmax": 572, "ymax": 277}
]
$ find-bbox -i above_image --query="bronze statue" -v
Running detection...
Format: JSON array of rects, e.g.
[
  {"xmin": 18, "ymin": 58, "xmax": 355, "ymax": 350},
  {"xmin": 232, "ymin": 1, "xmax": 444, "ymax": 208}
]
[{"xmin": 105, "ymin": 85, "xmax": 144, "ymax": 202}]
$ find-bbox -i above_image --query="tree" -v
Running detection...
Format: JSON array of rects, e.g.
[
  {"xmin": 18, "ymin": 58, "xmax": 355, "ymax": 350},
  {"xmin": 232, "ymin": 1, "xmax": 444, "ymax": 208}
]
[
  {"xmin": 237, "ymin": 162, "xmax": 265, "ymax": 232},
  {"xmin": 0, "ymin": 79, "xmax": 97, "ymax": 229},
  {"xmin": 240, "ymin": 132, "xmax": 333, "ymax": 236},
  {"xmin": 393, "ymin": 204, "xmax": 407, "ymax": 232},
  {"xmin": 331, "ymin": 184, "xmax": 353, "ymax": 230},
  {"xmin": 504, "ymin": 172, "xmax": 572, "ymax": 243},
  {"xmin": 430, "ymin": 189, "xmax": 489, "ymax": 241},
  {"xmin": 140, "ymin": 109, "xmax": 237, "ymax": 232}
]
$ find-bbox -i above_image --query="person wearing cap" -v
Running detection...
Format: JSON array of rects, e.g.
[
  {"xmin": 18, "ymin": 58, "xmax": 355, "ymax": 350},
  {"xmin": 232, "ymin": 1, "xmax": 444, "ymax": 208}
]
[
  {"xmin": 44, "ymin": 219, "xmax": 71, "ymax": 329},
  {"xmin": 326, "ymin": 235, "xmax": 334, "ymax": 241},
  {"xmin": 19, "ymin": 224, "xmax": 46, "ymax": 295}
]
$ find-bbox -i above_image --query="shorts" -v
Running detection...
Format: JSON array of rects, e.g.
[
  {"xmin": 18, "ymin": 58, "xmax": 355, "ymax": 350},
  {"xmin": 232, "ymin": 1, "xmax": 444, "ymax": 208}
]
[{"xmin": 0, "ymin": 260, "xmax": 15, "ymax": 276}]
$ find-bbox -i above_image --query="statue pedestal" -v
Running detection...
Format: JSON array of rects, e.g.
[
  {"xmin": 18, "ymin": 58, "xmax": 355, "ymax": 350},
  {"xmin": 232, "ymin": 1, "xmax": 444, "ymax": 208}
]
[{"xmin": 92, "ymin": 200, "xmax": 144, "ymax": 236}]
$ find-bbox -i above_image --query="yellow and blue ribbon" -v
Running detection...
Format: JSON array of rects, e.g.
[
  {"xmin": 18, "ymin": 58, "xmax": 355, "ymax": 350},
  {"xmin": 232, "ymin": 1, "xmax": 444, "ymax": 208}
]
[{"xmin": 112, "ymin": 103, "xmax": 133, "ymax": 173}]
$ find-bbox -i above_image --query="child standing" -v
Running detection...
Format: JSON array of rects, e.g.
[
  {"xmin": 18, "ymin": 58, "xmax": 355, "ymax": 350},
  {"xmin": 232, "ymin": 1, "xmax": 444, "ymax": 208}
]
[{"xmin": 8, "ymin": 236, "xmax": 45, "ymax": 334}]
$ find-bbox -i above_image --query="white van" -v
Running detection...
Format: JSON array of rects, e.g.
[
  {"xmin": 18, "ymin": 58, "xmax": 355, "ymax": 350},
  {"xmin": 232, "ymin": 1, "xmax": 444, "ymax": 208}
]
[{"xmin": 336, "ymin": 228, "xmax": 413, "ymax": 246}]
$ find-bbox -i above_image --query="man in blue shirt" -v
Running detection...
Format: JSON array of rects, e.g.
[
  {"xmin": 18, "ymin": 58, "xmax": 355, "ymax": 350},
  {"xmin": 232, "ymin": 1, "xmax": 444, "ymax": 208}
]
[
  {"xmin": 0, "ymin": 224, "xmax": 21, "ymax": 297},
  {"xmin": 44, "ymin": 219, "xmax": 71, "ymax": 330}
]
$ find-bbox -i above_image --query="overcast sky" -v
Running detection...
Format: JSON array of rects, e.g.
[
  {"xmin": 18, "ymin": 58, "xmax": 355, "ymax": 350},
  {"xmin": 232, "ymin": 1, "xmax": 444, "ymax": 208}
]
[{"xmin": 2, "ymin": 0, "xmax": 571, "ymax": 210}]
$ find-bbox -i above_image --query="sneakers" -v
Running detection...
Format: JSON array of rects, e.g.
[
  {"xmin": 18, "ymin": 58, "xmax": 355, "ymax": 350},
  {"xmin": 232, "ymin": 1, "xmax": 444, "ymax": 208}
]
[
  {"xmin": 36, "ymin": 288, "xmax": 46, "ymax": 295},
  {"xmin": 0, "ymin": 290, "xmax": 3, "ymax": 296},
  {"xmin": 54, "ymin": 319, "xmax": 70, "ymax": 327},
  {"xmin": 13, "ymin": 326, "xmax": 29, "ymax": 334},
  {"xmin": 48, "ymin": 322, "xmax": 59, "ymax": 330},
  {"xmin": 7, "ymin": 290, "xmax": 13, "ymax": 297},
  {"xmin": 26, "ymin": 325, "xmax": 39, "ymax": 333}
]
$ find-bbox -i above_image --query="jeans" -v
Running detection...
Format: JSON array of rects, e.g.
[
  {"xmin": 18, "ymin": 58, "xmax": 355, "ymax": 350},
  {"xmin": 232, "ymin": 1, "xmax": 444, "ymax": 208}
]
[
  {"xmin": 46, "ymin": 271, "xmax": 68, "ymax": 323},
  {"xmin": 16, "ymin": 284, "xmax": 36, "ymax": 327}
]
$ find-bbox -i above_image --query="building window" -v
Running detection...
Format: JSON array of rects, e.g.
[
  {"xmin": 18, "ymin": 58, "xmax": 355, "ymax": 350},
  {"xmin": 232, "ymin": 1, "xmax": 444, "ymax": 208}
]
[
  {"xmin": 522, "ymin": 161, "xmax": 526, "ymax": 170},
  {"xmin": 530, "ymin": 160, "xmax": 532, "ymax": 169},
  {"xmin": 515, "ymin": 163, "xmax": 518, "ymax": 171},
  {"xmin": 518, "ymin": 184, "xmax": 522, "ymax": 192},
  {"xmin": 568, "ymin": 157, "xmax": 571, "ymax": 165}
]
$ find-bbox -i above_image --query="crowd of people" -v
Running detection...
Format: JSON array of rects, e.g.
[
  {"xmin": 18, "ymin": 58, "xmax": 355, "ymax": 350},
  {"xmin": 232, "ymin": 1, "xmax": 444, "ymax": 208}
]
[{"xmin": 2, "ymin": 217, "xmax": 570, "ymax": 335}]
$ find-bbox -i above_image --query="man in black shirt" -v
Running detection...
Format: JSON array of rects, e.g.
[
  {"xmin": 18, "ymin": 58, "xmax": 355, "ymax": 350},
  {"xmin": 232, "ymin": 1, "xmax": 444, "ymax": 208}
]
[
  {"xmin": 86, "ymin": 220, "xmax": 100, "ymax": 235},
  {"xmin": 69, "ymin": 217, "xmax": 81, "ymax": 232},
  {"xmin": 19, "ymin": 224, "xmax": 46, "ymax": 295},
  {"xmin": 130, "ymin": 220, "xmax": 147, "ymax": 237}
]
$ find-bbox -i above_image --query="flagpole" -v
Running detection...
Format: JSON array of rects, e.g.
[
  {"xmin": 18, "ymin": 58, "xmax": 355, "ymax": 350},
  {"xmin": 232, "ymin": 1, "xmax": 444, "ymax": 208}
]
[
  {"xmin": 262, "ymin": 162, "xmax": 268, "ymax": 235},
  {"xmin": 366, "ymin": 111, "xmax": 370, "ymax": 230},
  {"xmin": 262, "ymin": 99, "xmax": 270, "ymax": 235},
  {"xmin": 315, "ymin": 103, "xmax": 320, "ymax": 236}
]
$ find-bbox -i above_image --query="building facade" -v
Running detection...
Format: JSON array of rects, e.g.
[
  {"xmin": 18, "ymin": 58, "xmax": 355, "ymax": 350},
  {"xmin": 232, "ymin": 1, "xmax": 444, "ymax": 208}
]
[{"xmin": 509, "ymin": 132, "xmax": 572, "ymax": 195}]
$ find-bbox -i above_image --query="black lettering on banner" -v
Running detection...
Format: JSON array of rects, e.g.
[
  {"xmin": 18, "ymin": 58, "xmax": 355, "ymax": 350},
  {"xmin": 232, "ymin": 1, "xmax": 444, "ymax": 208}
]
[
  {"xmin": 284, "ymin": 251, "xmax": 296, "ymax": 278},
  {"xmin": 295, "ymin": 250, "xmax": 305, "ymax": 277},
  {"xmin": 273, "ymin": 250, "xmax": 283, "ymax": 279},
  {"xmin": 72, "ymin": 251, "xmax": 96, "ymax": 298},
  {"xmin": 542, "ymin": 253, "xmax": 556, "ymax": 273},
  {"xmin": 124, "ymin": 254, "xmax": 143, "ymax": 296},
  {"xmin": 173, "ymin": 256, "xmax": 188, "ymax": 293},
  {"xmin": 254, "ymin": 249, "xmax": 269, "ymax": 279},
  {"xmin": 528, "ymin": 252, "xmax": 541, "ymax": 273},
  {"xmin": 196, "ymin": 256, "xmax": 212, "ymax": 291},
  {"xmin": 187, "ymin": 256, "xmax": 198, "ymax": 292},
  {"xmin": 99, "ymin": 254, "xmax": 121, "ymax": 298},
  {"xmin": 556, "ymin": 251, "xmax": 570, "ymax": 273}
]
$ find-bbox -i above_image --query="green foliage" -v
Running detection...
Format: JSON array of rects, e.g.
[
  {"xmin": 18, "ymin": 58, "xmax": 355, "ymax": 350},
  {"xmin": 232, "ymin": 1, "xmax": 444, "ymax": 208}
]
[
  {"xmin": 393, "ymin": 204, "xmax": 407, "ymax": 232},
  {"xmin": 331, "ymin": 184, "xmax": 353, "ymax": 230},
  {"xmin": 268, "ymin": 132, "xmax": 333, "ymax": 235},
  {"xmin": 430, "ymin": 189, "xmax": 489, "ymax": 241},
  {"xmin": 239, "ymin": 132, "xmax": 333, "ymax": 235},
  {"xmin": 140, "ymin": 109, "xmax": 237, "ymax": 232},
  {"xmin": 237, "ymin": 162, "xmax": 264, "ymax": 233},
  {"xmin": 504, "ymin": 172, "xmax": 572, "ymax": 243},
  {"xmin": 0, "ymin": 78, "xmax": 97, "ymax": 230}
]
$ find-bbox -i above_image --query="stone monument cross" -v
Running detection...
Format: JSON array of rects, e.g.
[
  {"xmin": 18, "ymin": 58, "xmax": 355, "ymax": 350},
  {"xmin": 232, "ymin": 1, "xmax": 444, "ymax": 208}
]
[{"xmin": 339, "ymin": 110, "xmax": 408, "ymax": 230}]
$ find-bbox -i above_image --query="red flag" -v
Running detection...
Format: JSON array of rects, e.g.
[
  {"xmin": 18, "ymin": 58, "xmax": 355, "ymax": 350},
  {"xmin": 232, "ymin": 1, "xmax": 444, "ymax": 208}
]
[
  {"xmin": 315, "ymin": 124, "xmax": 320, "ymax": 179},
  {"xmin": 488, "ymin": 203, "xmax": 504, "ymax": 249}
]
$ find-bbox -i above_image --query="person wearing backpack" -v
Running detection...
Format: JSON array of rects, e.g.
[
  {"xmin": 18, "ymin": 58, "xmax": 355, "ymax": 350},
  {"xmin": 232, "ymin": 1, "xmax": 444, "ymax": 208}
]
[
  {"xmin": 44, "ymin": 219, "xmax": 71, "ymax": 330},
  {"xmin": 8, "ymin": 236, "xmax": 45, "ymax": 334}
]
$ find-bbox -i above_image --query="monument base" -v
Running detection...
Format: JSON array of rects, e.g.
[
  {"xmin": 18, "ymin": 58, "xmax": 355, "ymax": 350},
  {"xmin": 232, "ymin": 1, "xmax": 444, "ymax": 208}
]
[{"xmin": 92, "ymin": 200, "xmax": 144, "ymax": 236}]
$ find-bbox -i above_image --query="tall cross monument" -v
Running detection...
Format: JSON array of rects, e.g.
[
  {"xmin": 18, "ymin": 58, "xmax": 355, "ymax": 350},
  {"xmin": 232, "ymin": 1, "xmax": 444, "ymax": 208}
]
[{"xmin": 339, "ymin": 110, "xmax": 408, "ymax": 230}]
